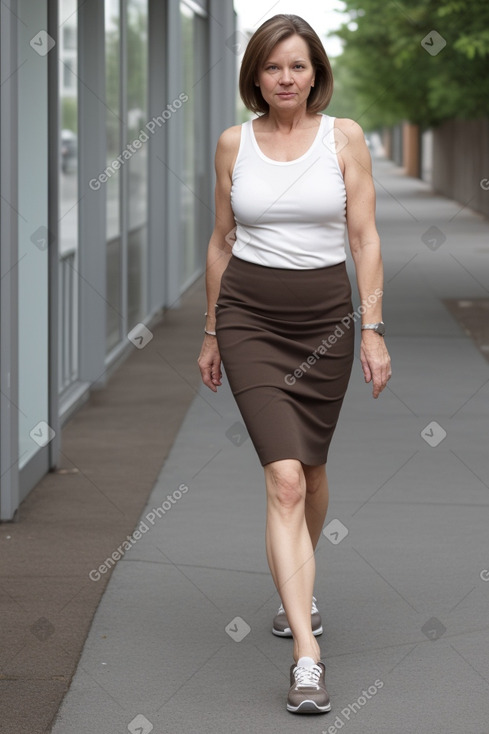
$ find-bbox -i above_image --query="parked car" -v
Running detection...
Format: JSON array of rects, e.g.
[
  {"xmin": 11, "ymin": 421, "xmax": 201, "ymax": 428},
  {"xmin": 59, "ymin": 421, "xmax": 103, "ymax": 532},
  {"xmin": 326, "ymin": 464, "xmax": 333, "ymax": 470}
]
[{"xmin": 61, "ymin": 129, "xmax": 77, "ymax": 173}]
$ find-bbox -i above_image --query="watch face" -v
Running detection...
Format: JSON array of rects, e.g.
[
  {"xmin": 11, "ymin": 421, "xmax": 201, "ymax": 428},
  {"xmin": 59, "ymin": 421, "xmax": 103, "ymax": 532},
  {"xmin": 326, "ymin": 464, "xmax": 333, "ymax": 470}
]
[{"xmin": 375, "ymin": 322, "xmax": 385, "ymax": 336}]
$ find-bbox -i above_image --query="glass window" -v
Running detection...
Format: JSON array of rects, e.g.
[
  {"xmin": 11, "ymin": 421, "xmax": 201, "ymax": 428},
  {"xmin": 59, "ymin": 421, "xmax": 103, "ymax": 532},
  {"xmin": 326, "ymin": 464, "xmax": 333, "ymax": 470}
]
[
  {"xmin": 62, "ymin": 57, "xmax": 76, "ymax": 91},
  {"xmin": 106, "ymin": 0, "xmax": 148, "ymax": 351},
  {"xmin": 58, "ymin": 0, "xmax": 79, "ymax": 393},
  {"xmin": 127, "ymin": 0, "xmax": 148, "ymax": 330},
  {"xmin": 63, "ymin": 25, "xmax": 76, "ymax": 50},
  {"xmin": 105, "ymin": 0, "xmax": 123, "ymax": 352},
  {"xmin": 192, "ymin": 12, "xmax": 210, "ymax": 275},
  {"xmin": 180, "ymin": 2, "xmax": 196, "ymax": 287},
  {"xmin": 180, "ymin": 3, "xmax": 209, "ymax": 288},
  {"xmin": 18, "ymin": 0, "xmax": 49, "ymax": 467}
]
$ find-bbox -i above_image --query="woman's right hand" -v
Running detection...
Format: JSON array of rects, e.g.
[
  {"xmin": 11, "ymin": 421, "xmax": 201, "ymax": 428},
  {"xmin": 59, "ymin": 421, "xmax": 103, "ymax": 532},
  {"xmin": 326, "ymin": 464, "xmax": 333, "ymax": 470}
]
[
  {"xmin": 197, "ymin": 335, "xmax": 223, "ymax": 392},
  {"xmin": 198, "ymin": 125, "xmax": 240, "ymax": 393}
]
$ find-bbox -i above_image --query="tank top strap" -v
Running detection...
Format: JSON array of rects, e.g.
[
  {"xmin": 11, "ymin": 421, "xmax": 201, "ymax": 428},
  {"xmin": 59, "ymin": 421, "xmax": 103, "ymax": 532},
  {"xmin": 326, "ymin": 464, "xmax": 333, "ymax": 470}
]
[
  {"xmin": 321, "ymin": 115, "xmax": 341, "ymax": 157},
  {"xmin": 241, "ymin": 119, "xmax": 254, "ymax": 155},
  {"xmin": 322, "ymin": 114, "xmax": 336, "ymax": 134}
]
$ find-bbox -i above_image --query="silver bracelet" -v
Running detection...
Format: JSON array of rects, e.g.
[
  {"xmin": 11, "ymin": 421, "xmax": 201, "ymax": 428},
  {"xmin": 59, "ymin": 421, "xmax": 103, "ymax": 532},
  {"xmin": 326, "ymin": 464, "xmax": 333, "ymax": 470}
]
[{"xmin": 204, "ymin": 328, "xmax": 217, "ymax": 336}]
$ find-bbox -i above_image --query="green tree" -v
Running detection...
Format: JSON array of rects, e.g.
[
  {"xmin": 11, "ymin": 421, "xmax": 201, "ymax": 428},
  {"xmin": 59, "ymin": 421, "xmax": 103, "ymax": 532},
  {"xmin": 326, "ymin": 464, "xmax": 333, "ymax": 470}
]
[{"xmin": 331, "ymin": 0, "xmax": 489, "ymax": 130}]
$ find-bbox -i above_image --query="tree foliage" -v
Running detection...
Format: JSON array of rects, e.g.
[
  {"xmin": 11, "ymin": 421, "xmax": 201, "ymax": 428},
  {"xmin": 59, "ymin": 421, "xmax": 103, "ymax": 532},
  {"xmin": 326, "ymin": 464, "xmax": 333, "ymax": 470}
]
[{"xmin": 330, "ymin": 0, "xmax": 489, "ymax": 129}]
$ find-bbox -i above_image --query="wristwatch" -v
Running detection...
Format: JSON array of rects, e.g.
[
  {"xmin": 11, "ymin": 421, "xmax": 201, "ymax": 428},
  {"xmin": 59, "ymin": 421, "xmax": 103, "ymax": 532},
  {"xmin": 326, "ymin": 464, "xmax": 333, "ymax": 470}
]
[{"xmin": 361, "ymin": 322, "xmax": 385, "ymax": 336}]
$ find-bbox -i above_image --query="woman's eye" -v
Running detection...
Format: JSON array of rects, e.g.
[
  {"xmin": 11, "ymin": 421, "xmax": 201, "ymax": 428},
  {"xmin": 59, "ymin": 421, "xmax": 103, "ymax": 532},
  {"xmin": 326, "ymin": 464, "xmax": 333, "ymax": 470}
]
[{"xmin": 265, "ymin": 64, "xmax": 305, "ymax": 71}]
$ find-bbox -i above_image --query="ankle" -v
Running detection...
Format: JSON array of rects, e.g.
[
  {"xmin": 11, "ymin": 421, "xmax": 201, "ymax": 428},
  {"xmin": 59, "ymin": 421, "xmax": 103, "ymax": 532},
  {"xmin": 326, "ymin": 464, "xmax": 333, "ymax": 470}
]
[
  {"xmin": 294, "ymin": 652, "xmax": 320, "ymax": 665},
  {"xmin": 294, "ymin": 640, "xmax": 320, "ymax": 664}
]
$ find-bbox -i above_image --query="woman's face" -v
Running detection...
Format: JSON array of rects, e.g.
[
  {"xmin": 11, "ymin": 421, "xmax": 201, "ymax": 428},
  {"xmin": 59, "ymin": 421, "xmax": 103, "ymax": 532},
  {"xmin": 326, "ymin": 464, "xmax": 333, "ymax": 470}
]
[{"xmin": 256, "ymin": 34, "xmax": 315, "ymax": 113}]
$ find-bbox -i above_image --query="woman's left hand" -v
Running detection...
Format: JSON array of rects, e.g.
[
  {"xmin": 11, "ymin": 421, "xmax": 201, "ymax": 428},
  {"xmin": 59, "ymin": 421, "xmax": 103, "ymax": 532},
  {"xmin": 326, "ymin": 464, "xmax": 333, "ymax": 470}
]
[{"xmin": 360, "ymin": 332, "xmax": 392, "ymax": 398}]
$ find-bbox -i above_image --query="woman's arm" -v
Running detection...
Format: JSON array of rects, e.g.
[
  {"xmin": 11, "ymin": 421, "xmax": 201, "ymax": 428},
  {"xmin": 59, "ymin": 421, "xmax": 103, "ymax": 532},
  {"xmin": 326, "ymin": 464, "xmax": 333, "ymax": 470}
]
[
  {"xmin": 336, "ymin": 119, "xmax": 392, "ymax": 398},
  {"xmin": 198, "ymin": 126, "xmax": 241, "ymax": 392}
]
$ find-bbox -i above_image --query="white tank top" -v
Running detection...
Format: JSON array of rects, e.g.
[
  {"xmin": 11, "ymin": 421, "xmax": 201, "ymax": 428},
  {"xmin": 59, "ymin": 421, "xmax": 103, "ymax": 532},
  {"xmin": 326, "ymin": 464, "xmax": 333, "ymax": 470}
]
[{"xmin": 230, "ymin": 114, "xmax": 347, "ymax": 269}]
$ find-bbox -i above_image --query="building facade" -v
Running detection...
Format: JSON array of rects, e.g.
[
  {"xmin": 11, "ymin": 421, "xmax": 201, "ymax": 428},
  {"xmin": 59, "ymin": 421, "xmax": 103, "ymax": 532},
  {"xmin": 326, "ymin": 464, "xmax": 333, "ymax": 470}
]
[{"xmin": 0, "ymin": 0, "xmax": 236, "ymax": 520}]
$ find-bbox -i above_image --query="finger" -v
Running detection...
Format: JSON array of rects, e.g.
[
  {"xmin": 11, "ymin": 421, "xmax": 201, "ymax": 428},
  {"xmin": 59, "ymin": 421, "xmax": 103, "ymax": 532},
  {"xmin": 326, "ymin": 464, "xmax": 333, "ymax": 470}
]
[
  {"xmin": 210, "ymin": 362, "xmax": 222, "ymax": 385},
  {"xmin": 361, "ymin": 356, "xmax": 372, "ymax": 384},
  {"xmin": 381, "ymin": 363, "xmax": 392, "ymax": 388},
  {"xmin": 205, "ymin": 375, "xmax": 218, "ymax": 392},
  {"xmin": 199, "ymin": 365, "xmax": 218, "ymax": 392},
  {"xmin": 369, "ymin": 366, "xmax": 382, "ymax": 398},
  {"xmin": 372, "ymin": 366, "xmax": 389, "ymax": 398}
]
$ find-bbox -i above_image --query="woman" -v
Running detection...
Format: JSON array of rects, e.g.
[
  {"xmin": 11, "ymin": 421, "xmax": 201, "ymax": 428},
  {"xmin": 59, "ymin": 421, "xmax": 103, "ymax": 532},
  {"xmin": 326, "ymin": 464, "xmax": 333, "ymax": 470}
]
[{"xmin": 198, "ymin": 14, "xmax": 391, "ymax": 715}]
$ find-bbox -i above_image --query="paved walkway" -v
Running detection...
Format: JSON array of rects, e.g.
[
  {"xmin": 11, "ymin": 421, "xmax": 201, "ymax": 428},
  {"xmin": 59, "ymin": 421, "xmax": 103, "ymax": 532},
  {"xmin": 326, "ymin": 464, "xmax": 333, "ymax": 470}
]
[{"xmin": 52, "ymin": 157, "xmax": 489, "ymax": 734}]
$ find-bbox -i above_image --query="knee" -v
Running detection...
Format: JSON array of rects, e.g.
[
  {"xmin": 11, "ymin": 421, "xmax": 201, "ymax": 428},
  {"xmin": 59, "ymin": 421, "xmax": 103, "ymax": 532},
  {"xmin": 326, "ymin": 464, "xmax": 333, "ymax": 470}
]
[{"xmin": 266, "ymin": 461, "xmax": 305, "ymax": 511}]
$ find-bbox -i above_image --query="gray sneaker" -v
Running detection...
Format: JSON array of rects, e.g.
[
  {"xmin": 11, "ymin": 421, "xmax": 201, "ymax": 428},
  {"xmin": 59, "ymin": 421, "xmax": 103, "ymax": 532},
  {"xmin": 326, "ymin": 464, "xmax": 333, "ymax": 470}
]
[
  {"xmin": 272, "ymin": 596, "xmax": 323, "ymax": 637},
  {"xmin": 287, "ymin": 660, "xmax": 331, "ymax": 714}
]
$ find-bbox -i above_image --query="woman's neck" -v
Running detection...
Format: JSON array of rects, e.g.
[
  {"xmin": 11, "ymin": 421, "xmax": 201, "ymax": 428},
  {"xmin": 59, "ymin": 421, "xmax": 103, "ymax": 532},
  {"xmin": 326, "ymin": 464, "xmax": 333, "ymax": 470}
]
[{"xmin": 257, "ymin": 108, "xmax": 319, "ymax": 132}]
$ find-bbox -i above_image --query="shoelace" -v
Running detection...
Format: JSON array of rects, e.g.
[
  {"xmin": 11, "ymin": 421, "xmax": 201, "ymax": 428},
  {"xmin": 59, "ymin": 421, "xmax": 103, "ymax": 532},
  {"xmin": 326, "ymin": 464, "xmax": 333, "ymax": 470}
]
[
  {"xmin": 278, "ymin": 596, "xmax": 318, "ymax": 616},
  {"xmin": 293, "ymin": 663, "xmax": 322, "ymax": 689}
]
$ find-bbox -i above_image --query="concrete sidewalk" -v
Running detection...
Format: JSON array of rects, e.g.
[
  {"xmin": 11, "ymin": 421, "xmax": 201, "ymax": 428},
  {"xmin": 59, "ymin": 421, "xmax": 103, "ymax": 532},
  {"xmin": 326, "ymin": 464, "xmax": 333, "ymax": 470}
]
[{"xmin": 51, "ymin": 158, "xmax": 489, "ymax": 734}]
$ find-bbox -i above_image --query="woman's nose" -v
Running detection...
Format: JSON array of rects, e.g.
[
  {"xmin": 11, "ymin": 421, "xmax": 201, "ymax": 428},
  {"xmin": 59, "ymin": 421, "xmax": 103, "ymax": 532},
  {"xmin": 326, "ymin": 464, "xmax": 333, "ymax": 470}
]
[{"xmin": 279, "ymin": 72, "xmax": 293, "ymax": 84}]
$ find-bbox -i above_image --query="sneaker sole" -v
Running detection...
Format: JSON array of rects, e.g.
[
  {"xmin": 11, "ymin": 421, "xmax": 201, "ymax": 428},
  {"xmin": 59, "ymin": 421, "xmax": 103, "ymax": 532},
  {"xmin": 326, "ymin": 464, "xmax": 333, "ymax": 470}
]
[
  {"xmin": 272, "ymin": 625, "xmax": 323, "ymax": 637},
  {"xmin": 287, "ymin": 699, "xmax": 331, "ymax": 714}
]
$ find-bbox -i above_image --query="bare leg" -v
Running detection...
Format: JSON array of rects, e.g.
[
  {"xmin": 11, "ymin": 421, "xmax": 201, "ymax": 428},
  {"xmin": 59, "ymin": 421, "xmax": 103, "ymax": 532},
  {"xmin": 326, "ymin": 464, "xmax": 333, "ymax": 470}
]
[
  {"xmin": 267, "ymin": 464, "xmax": 328, "ymax": 581},
  {"xmin": 303, "ymin": 464, "xmax": 329, "ymax": 550},
  {"xmin": 264, "ymin": 459, "xmax": 320, "ymax": 663}
]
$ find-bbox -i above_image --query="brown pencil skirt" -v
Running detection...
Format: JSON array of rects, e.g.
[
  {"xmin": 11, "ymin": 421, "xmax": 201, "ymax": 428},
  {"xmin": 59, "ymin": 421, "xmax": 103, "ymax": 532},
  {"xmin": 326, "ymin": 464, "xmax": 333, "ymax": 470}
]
[{"xmin": 215, "ymin": 255, "xmax": 355, "ymax": 467}]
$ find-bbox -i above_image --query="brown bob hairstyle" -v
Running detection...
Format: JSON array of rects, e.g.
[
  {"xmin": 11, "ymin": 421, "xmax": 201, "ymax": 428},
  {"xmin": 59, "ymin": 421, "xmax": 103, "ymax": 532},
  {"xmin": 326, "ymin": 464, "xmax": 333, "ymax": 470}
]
[{"xmin": 239, "ymin": 14, "xmax": 334, "ymax": 115}]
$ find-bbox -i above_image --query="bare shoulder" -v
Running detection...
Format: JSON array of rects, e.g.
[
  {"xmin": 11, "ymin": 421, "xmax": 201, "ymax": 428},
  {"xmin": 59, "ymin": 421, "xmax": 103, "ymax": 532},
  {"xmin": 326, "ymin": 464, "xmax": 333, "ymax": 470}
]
[
  {"xmin": 216, "ymin": 125, "xmax": 242, "ymax": 157},
  {"xmin": 334, "ymin": 117, "xmax": 365, "ymax": 143},
  {"xmin": 334, "ymin": 117, "xmax": 371, "ymax": 168},
  {"xmin": 215, "ymin": 124, "xmax": 242, "ymax": 177}
]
